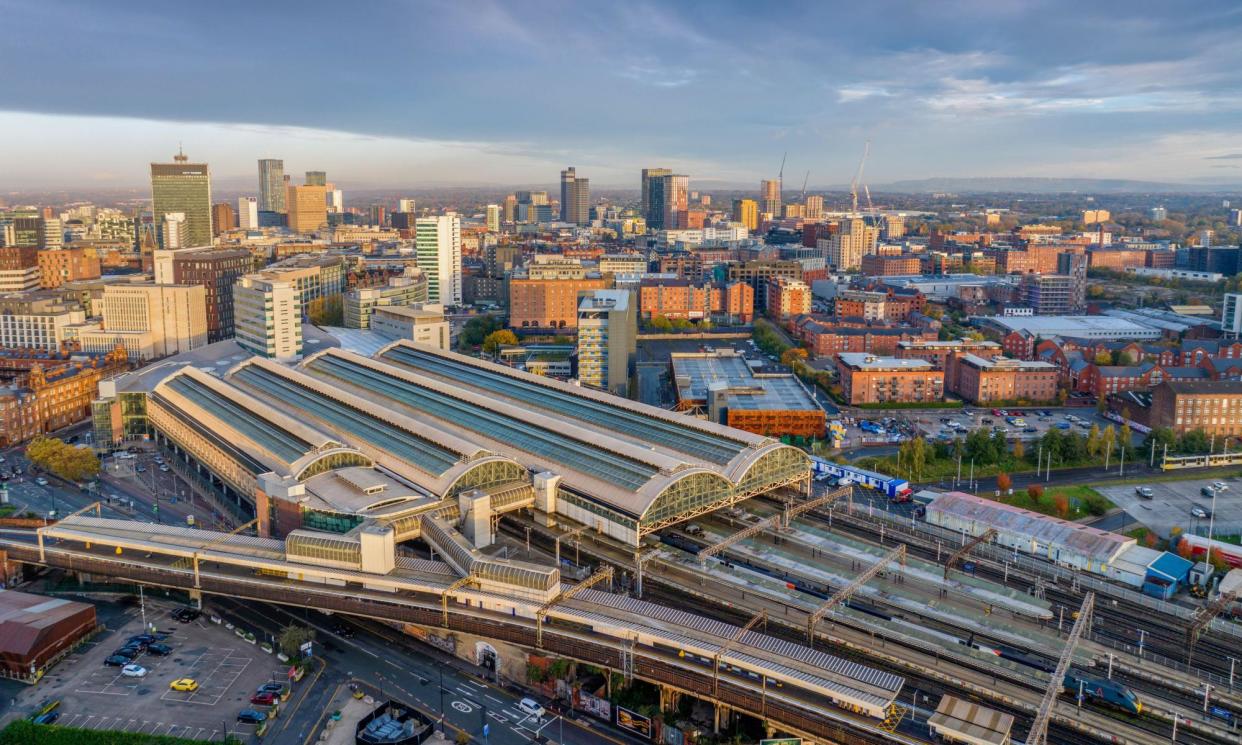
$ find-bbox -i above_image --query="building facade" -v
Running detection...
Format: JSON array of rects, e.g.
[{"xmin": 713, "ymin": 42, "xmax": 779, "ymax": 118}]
[
  {"xmin": 415, "ymin": 215, "xmax": 463, "ymax": 305},
  {"xmin": 234, "ymin": 273, "xmax": 302, "ymax": 360},
  {"xmin": 559, "ymin": 167, "xmax": 590, "ymax": 226},
  {"xmin": 953, "ymin": 355, "xmax": 1059, "ymax": 403},
  {"xmin": 0, "ymin": 347, "xmax": 128, "ymax": 446},
  {"xmin": 258, "ymin": 158, "xmax": 286, "ymax": 213},
  {"xmin": 577, "ymin": 289, "xmax": 637, "ymax": 396},
  {"xmin": 170, "ymin": 248, "xmax": 252, "ymax": 342},
  {"xmin": 343, "ymin": 270, "xmax": 429, "ymax": 329},
  {"xmin": 286, "ymin": 184, "xmax": 328, "ymax": 233},
  {"xmin": 78, "ymin": 283, "xmax": 207, "ymax": 360},
  {"xmin": 836, "ymin": 353, "xmax": 944, "ymax": 405},
  {"xmin": 370, "ymin": 305, "xmax": 450, "ymax": 349},
  {"xmin": 1149, "ymin": 381, "xmax": 1242, "ymax": 436},
  {"xmin": 0, "ymin": 295, "xmax": 86, "ymax": 352},
  {"xmin": 766, "ymin": 278, "xmax": 812, "ymax": 321},
  {"xmin": 150, "ymin": 153, "xmax": 212, "ymax": 248}
]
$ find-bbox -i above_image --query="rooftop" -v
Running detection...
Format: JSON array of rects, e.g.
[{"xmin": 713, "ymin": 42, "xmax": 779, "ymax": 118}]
[
  {"xmin": 837, "ymin": 353, "xmax": 934, "ymax": 371},
  {"xmin": 671, "ymin": 351, "xmax": 819, "ymax": 412},
  {"xmin": 984, "ymin": 315, "xmax": 1162, "ymax": 337}
]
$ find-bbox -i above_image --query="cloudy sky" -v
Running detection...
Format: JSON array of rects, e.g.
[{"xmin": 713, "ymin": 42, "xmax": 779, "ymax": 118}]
[{"xmin": 4, "ymin": 0, "xmax": 1242, "ymax": 189}]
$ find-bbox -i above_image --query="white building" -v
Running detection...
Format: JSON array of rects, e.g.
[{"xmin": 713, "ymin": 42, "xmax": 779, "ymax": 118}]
[
  {"xmin": 577, "ymin": 289, "xmax": 636, "ymax": 396},
  {"xmin": 1224, "ymin": 293, "xmax": 1242, "ymax": 339},
  {"xmin": 328, "ymin": 190, "xmax": 344, "ymax": 214},
  {"xmin": 0, "ymin": 298, "xmax": 85, "ymax": 351},
  {"xmin": 234, "ymin": 273, "xmax": 302, "ymax": 361},
  {"xmin": 0, "ymin": 266, "xmax": 41, "ymax": 293},
  {"xmin": 161, "ymin": 212, "xmax": 189, "ymax": 249},
  {"xmin": 415, "ymin": 214, "xmax": 462, "ymax": 306},
  {"xmin": 238, "ymin": 197, "xmax": 259, "ymax": 229},
  {"xmin": 78, "ymin": 283, "xmax": 208, "ymax": 360},
  {"xmin": 485, "ymin": 204, "xmax": 501, "ymax": 232},
  {"xmin": 370, "ymin": 304, "xmax": 451, "ymax": 350}
]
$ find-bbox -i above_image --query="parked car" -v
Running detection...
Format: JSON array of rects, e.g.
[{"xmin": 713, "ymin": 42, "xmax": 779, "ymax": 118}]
[
  {"xmin": 103, "ymin": 655, "xmax": 130, "ymax": 667},
  {"xmin": 1191, "ymin": 506, "xmax": 1209, "ymax": 518},
  {"xmin": 1201, "ymin": 486, "xmax": 1217, "ymax": 497},
  {"xmin": 250, "ymin": 692, "xmax": 277, "ymax": 706},
  {"xmin": 112, "ymin": 646, "xmax": 140, "ymax": 660},
  {"xmin": 32, "ymin": 711, "xmax": 60, "ymax": 725},
  {"xmin": 518, "ymin": 698, "xmax": 546, "ymax": 720},
  {"xmin": 172, "ymin": 607, "xmax": 201, "ymax": 622},
  {"xmin": 121, "ymin": 664, "xmax": 147, "ymax": 678},
  {"xmin": 34, "ymin": 477, "xmax": 48, "ymax": 486},
  {"xmin": 237, "ymin": 709, "xmax": 268, "ymax": 724},
  {"xmin": 256, "ymin": 683, "xmax": 285, "ymax": 695},
  {"xmin": 1212, "ymin": 481, "xmax": 1229, "ymax": 491},
  {"xmin": 1135, "ymin": 487, "xmax": 1154, "ymax": 498},
  {"xmin": 169, "ymin": 678, "xmax": 198, "ymax": 692},
  {"xmin": 146, "ymin": 642, "xmax": 173, "ymax": 656}
]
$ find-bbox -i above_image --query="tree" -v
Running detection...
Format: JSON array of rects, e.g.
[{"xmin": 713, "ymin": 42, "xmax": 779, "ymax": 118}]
[
  {"xmin": 1143, "ymin": 530, "xmax": 1158, "ymax": 548},
  {"xmin": 1175, "ymin": 537, "xmax": 1193, "ymax": 560},
  {"xmin": 1053, "ymin": 494, "xmax": 1070, "ymax": 518},
  {"xmin": 482, "ymin": 329, "xmax": 519, "ymax": 355},
  {"xmin": 649, "ymin": 314, "xmax": 673, "ymax": 332},
  {"xmin": 1055, "ymin": 388, "xmax": 1068, "ymax": 405},
  {"xmin": 1086, "ymin": 425, "xmax": 1101, "ymax": 458},
  {"xmin": 25, "ymin": 437, "xmax": 100, "ymax": 483},
  {"xmin": 1027, "ymin": 484, "xmax": 1044, "ymax": 500},
  {"xmin": 277, "ymin": 625, "xmax": 315, "ymax": 659},
  {"xmin": 1119, "ymin": 423, "xmax": 1134, "ymax": 459},
  {"xmin": 1099, "ymin": 425, "xmax": 1116, "ymax": 463},
  {"xmin": 1093, "ymin": 351, "xmax": 1112, "ymax": 365},
  {"xmin": 459, "ymin": 315, "xmax": 503, "ymax": 349},
  {"xmin": 996, "ymin": 472, "xmax": 1011, "ymax": 492},
  {"xmin": 1011, "ymin": 439, "xmax": 1024, "ymax": 461},
  {"xmin": 781, "ymin": 348, "xmax": 808, "ymax": 367},
  {"xmin": 1096, "ymin": 395, "xmax": 1108, "ymax": 414}
]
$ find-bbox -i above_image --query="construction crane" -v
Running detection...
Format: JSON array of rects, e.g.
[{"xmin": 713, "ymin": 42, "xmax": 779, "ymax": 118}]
[
  {"xmin": 799, "ymin": 170, "xmax": 810, "ymax": 201},
  {"xmin": 1026, "ymin": 592, "xmax": 1095, "ymax": 745},
  {"xmin": 849, "ymin": 141, "xmax": 870, "ymax": 214}
]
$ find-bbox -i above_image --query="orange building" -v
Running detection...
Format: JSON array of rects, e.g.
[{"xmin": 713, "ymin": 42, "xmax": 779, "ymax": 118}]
[
  {"xmin": 836, "ymin": 353, "xmax": 944, "ymax": 405},
  {"xmin": 509, "ymin": 276, "xmax": 607, "ymax": 330},
  {"xmin": 953, "ymin": 355, "xmax": 1059, "ymax": 404},
  {"xmin": 638, "ymin": 279, "xmax": 753, "ymax": 323},
  {"xmin": 38, "ymin": 247, "xmax": 101, "ymax": 289},
  {"xmin": 671, "ymin": 351, "xmax": 825, "ymax": 438},
  {"xmin": 1087, "ymin": 248, "xmax": 1149, "ymax": 270},
  {"xmin": 766, "ymin": 277, "xmax": 811, "ymax": 322},
  {"xmin": 860, "ymin": 254, "xmax": 921, "ymax": 276},
  {"xmin": 896, "ymin": 338, "xmax": 1005, "ymax": 392}
]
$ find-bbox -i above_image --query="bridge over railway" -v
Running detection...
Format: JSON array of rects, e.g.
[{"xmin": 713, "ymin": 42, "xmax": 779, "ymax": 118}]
[{"xmin": 0, "ymin": 521, "xmax": 916, "ymax": 745}]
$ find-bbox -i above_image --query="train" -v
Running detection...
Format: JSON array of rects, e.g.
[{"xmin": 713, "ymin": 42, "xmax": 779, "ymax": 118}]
[
  {"xmin": 1178, "ymin": 533, "xmax": 1242, "ymax": 569},
  {"xmin": 1062, "ymin": 672, "xmax": 1142, "ymax": 715},
  {"xmin": 810, "ymin": 456, "xmax": 912, "ymax": 501}
]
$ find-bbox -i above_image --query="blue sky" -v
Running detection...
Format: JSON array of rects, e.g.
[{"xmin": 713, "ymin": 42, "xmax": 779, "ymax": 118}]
[{"xmin": 4, "ymin": 0, "xmax": 1242, "ymax": 189}]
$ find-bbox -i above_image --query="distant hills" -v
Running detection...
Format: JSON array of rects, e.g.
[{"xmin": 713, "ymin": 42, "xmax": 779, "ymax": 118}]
[{"xmin": 872, "ymin": 177, "xmax": 1242, "ymax": 194}]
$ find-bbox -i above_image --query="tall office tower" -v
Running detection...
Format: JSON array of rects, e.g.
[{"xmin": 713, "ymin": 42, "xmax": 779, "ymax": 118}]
[
  {"xmin": 36, "ymin": 217, "xmax": 63, "ymax": 249},
  {"xmin": 286, "ymin": 184, "xmax": 328, "ymax": 233},
  {"xmin": 485, "ymin": 204, "xmax": 501, "ymax": 232},
  {"xmin": 415, "ymin": 214, "xmax": 462, "ymax": 305},
  {"xmin": 502, "ymin": 194, "xmax": 517, "ymax": 223},
  {"xmin": 732, "ymin": 199, "xmax": 759, "ymax": 231},
  {"xmin": 369, "ymin": 205, "xmax": 387, "ymax": 226},
  {"xmin": 161, "ymin": 212, "xmax": 188, "ymax": 249},
  {"xmin": 234, "ymin": 273, "xmax": 302, "ymax": 360},
  {"xmin": 151, "ymin": 151, "xmax": 213, "ymax": 248},
  {"xmin": 211, "ymin": 202, "xmax": 236, "ymax": 236},
  {"xmin": 398, "ymin": 198, "xmax": 417, "ymax": 214},
  {"xmin": 560, "ymin": 167, "xmax": 590, "ymax": 225},
  {"xmin": 804, "ymin": 195, "xmax": 824, "ymax": 220},
  {"xmin": 760, "ymin": 179, "xmax": 781, "ymax": 216},
  {"xmin": 327, "ymin": 189, "xmax": 344, "ymax": 214},
  {"xmin": 305, "ymin": 170, "xmax": 327, "ymax": 187},
  {"xmin": 658, "ymin": 174, "xmax": 689, "ymax": 230},
  {"xmin": 258, "ymin": 159, "xmax": 286, "ymax": 213},
  {"xmin": 641, "ymin": 167, "xmax": 672, "ymax": 226},
  {"xmin": 237, "ymin": 197, "xmax": 259, "ymax": 229}
]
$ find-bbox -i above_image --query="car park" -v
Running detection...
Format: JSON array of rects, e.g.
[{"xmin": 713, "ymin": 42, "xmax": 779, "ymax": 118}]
[
  {"xmin": 1213, "ymin": 482, "xmax": 1229, "ymax": 491},
  {"xmin": 1191, "ymin": 506, "xmax": 1209, "ymax": 518},
  {"xmin": 518, "ymin": 698, "xmax": 546, "ymax": 719},
  {"xmin": 170, "ymin": 678, "xmax": 198, "ymax": 692},
  {"xmin": 237, "ymin": 709, "xmax": 267, "ymax": 724},
  {"xmin": 121, "ymin": 664, "xmax": 147, "ymax": 678}
]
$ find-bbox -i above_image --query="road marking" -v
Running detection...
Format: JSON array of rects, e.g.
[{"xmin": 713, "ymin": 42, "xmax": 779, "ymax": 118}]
[
  {"xmin": 487, "ymin": 712, "xmax": 509, "ymax": 723},
  {"xmin": 484, "ymin": 695, "xmax": 504, "ymax": 704},
  {"xmin": 463, "ymin": 679, "xmax": 486, "ymax": 689}
]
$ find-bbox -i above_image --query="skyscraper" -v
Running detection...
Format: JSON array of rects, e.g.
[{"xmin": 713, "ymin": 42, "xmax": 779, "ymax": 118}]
[
  {"xmin": 286, "ymin": 184, "xmax": 328, "ymax": 233},
  {"xmin": 502, "ymin": 194, "xmax": 517, "ymax": 224},
  {"xmin": 659, "ymin": 174, "xmax": 689, "ymax": 230},
  {"xmin": 732, "ymin": 199, "xmax": 758, "ymax": 231},
  {"xmin": 760, "ymin": 179, "xmax": 781, "ymax": 216},
  {"xmin": 641, "ymin": 168, "xmax": 672, "ymax": 226},
  {"xmin": 151, "ymin": 151, "xmax": 212, "ymax": 248},
  {"xmin": 305, "ymin": 170, "xmax": 327, "ymax": 187},
  {"xmin": 560, "ymin": 167, "xmax": 590, "ymax": 225},
  {"xmin": 327, "ymin": 189, "xmax": 344, "ymax": 214},
  {"xmin": 398, "ymin": 198, "xmax": 417, "ymax": 214},
  {"xmin": 415, "ymin": 214, "xmax": 462, "ymax": 305},
  {"xmin": 237, "ymin": 197, "xmax": 259, "ymax": 229},
  {"xmin": 211, "ymin": 202, "xmax": 236, "ymax": 236},
  {"xmin": 258, "ymin": 159, "xmax": 286, "ymax": 213},
  {"xmin": 486, "ymin": 204, "xmax": 501, "ymax": 232}
]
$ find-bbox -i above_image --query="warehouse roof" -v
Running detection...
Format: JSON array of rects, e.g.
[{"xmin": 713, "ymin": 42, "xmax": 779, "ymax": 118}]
[
  {"xmin": 0, "ymin": 590, "xmax": 95, "ymax": 660},
  {"xmin": 926, "ymin": 491, "xmax": 1134, "ymax": 565},
  {"xmin": 670, "ymin": 351, "xmax": 819, "ymax": 413},
  {"xmin": 929, "ymin": 695, "xmax": 1014, "ymax": 745}
]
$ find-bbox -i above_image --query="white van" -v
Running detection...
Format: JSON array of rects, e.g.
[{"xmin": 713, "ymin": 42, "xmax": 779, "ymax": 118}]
[{"xmin": 518, "ymin": 698, "xmax": 545, "ymax": 719}]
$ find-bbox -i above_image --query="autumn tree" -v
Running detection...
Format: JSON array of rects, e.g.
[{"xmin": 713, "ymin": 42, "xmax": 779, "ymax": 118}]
[
  {"xmin": 996, "ymin": 472, "xmax": 1011, "ymax": 492},
  {"xmin": 1027, "ymin": 484, "xmax": 1044, "ymax": 500},
  {"xmin": 26, "ymin": 437, "xmax": 100, "ymax": 482},
  {"xmin": 780, "ymin": 347, "xmax": 809, "ymax": 367},
  {"xmin": 1011, "ymin": 439, "xmax": 1024, "ymax": 461},
  {"xmin": 1053, "ymin": 494, "xmax": 1070, "ymax": 518},
  {"xmin": 482, "ymin": 329, "xmax": 519, "ymax": 355}
]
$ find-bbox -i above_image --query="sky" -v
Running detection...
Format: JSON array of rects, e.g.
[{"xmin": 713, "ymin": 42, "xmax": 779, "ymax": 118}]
[{"xmin": 4, "ymin": 0, "xmax": 1242, "ymax": 190}]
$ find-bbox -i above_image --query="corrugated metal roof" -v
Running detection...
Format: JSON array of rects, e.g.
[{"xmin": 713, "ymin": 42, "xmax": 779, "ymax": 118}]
[{"xmin": 928, "ymin": 695, "xmax": 1014, "ymax": 745}]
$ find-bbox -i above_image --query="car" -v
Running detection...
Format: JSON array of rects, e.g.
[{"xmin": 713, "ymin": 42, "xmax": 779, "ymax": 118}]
[
  {"xmin": 518, "ymin": 698, "xmax": 545, "ymax": 719},
  {"xmin": 34, "ymin": 477, "xmax": 48, "ymax": 486},
  {"xmin": 1010, "ymin": 410, "xmax": 1025, "ymax": 416},
  {"xmin": 128, "ymin": 634, "xmax": 155, "ymax": 646},
  {"xmin": 1201, "ymin": 486, "xmax": 1217, "ymax": 497},
  {"xmin": 121, "ymin": 664, "xmax": 147, "ymax": 678},
  {"xmin": 112, "ymin": 646, "xmax": 140, "ymax": 659},
  {"xmin": 684, "ymin": 523, "xmax": 704, "ymax": 537},
  {"xmin": 135, "ymin": 466, "xmax": 146, "ymax": 473},
  {"xmin": 332, "ymin": 624, "xmax": 354, "ymax": 638},
  {"xmin": 170, "ymin": 678, "xmax": 198, "ymax": 692},
  {"xmin": 237, "ymin": 709, "xmax": 267, "ymax": 724},
  {"xmin": 981, "ymin": 417, "xmax": 994, "ymax": 424},
  {"xmin": 256, "ymin": 682, "xmax": 285, "ymax": 695},
  {"xmin": 1136, "ymin": 487, "xmax": 1154, "ymax": 498},
  {"xmin": 172, "ymin": 607, "xmax": 201, "ymax": 622},
  {"xmin": 1024, "ymin": 427, "xmax": 1038, "ymax": 434},
  {"xmin": 32, "ymin": 711, "xmax": 60, "ymax": 725},
  {"xmin": 990, "ymin": 409, "xmax": 1001, "ymax": 416},
  {"xmin": 1191, "ymin": 506, "xmax": 1209, "ymax": 519},
  {"xmin": 1056, "ymin": 422, "xmax": 1071, "ymax": 430},
  {"xmin": 104, "ymin": 655, "xmax": 130, "ymax": 667},
  {"xmin": 250, "ymin": 692, "xmax": 277, "ymax": 706},
  {"xmin": 1212, "ymin": 482, "xmax": 1229, "ymax": 491},
  {"xmin": 147, "ymin": 642, "xmax": 173, "ymax": 656}
]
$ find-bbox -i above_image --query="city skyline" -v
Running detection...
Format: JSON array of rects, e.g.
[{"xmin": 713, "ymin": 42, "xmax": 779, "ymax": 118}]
[{"xmin": 4, "ymin": 1, "xmax": 1242, "ymax": 189}]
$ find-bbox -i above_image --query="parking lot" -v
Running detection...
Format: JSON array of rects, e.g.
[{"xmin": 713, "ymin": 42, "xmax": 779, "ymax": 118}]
[
  {"xmin": 910, "ymin": 407, "xmax": 1133, "ymax": 445},
  {"xmin": 1098, "ymin": 476, "xmax": 1242, "ymax": 539},
  {"xmin": 14, "ymin": 598, "xmax": 289, "ymax": 741}
]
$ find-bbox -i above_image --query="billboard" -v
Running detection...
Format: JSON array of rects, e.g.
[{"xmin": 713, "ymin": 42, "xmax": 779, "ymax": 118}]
[{"xmin": 616, "ymin": 706, "xmax": 652, "ymax": 739}]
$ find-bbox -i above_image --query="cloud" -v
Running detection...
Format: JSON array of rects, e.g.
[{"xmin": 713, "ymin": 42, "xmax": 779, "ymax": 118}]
[{"xmin": 1205, "ymin": 153, "xmax": 1242, "ymax": 160}]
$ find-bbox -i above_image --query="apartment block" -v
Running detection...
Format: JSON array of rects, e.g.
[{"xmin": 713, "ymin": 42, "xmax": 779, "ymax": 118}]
[
  {"xmin": 0, "ymin": 295, "xmax": 86, "ymax": 351},
  {"xmin": 953, "ymin": 355, "xmax": 1059, "ymax": 403},
  {"xmin": 169, "ymin": 247, "xmax": 252, "ymax": 341},
  {"xmin": 766, "ymin": 278, "xmax": 812, "ymax": 322},
  {"xmin": 576, "ymin": 289, "xmax": 637, "ymax": 395},
  {"xmin": 637, "ymin": 279, "xmax": 753, "ymax": 323},
  {"xmin": 234, "ymin": 273, "xmax": 302, "ymax": 360},
  {"xmin": 1149, "ymin": 380, "xmax": 1242, "ymax": 437},
  {"xmin": 38, "ymin": 246, "xmax": 101, "ymax": 289},
  {"xmin": 860, "ymin": 254, "xmax": 921, "ymax": 277},
  {"xmin": 836, "ymin": 353, "xmax": 944, "ymax": 405}
]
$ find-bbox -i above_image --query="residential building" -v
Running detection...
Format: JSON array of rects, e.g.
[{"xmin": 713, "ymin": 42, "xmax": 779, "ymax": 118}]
[
  {"xmin": 732, "ymin": 199, "xmax": 759, "ymax": 231},
  {"xmin": 836, "ymin": 353, "xmax": 944, "ymax": 405},
  {"xmin": 486, "ymin": 204, "xmax": 501, "ymax": 232},
  {"xmin": 804, "ymin": 195, "xmax": 824, "ymax": 220},
  {"xmin": 0, "ymin": 347, "xmax": 129, "ymax": 446},
  {"xmin": 37, "ymin": 246, "xmax": 101, "ymax": 289},
  {"xmin": 598, "ymin": 254, "xmax": 649, "ymax": 275},
  {"xmin": 1020, "ymin": 273, "xmax": 1081, "ymax": 315},
  {"xmin": 262, "ymin": 253, "xmax": 347, "ymax": 320},
  {"xmin": 727, "ymin": 260, "xmax": 802, "ymax": 310},
  {"xmin": 36, "ymin": 218, "xmax": 62, "ymax": 249},
  {"xmin": 1082, "ymin": 209, "xmax": 1111, "ymax": 225},
  {"xmin": 258, "ymin": 158, "xmax": 286, "ymax": 213},
  {"xmin": 415, "ymin": 214, "xmax": 463, "ymax": 305},
  {"xmin": 953, "ymin": 355, "xmax": 1059, "ymax": 403},
  {"xmin": 234, "ymin": 273, "xmax": 302, "ymax": 360},
  {"xmin": 896, "ymin": 338, "xmax": 1004, "ymax": 390},
  {"xmin": 797, "ymin": 320, "xmax": 936, "ymax": 359},
  {"xmin": 766, "ymin": 277, "xmax": 812, "ymax": 321},
  {"xmin": 659, "ymin": 174, "xmax": 689, "ymax": 230},
  {"xmin": 151, "ymin": 151, "xmax": 212, "ymax": 248},
  {"xmin": 169, "ymin": 247, "xmax": 252, "ymax": 341},
  {"xmin": 78, "ymin": 283, "xmax": 207, "ymax": 360},
  {"xmin": 1223, "ymin": 293, "xmax": 1241, "ymax": 338},
  {"xmin": 760, "ymin": 179, "xmax": 781, "ymax": 216},
  {"xmin": 212, "ymin": 202, "xmax": 236, "ymax": 236},
  {"xmin": 560, "ymin": 167, "xmax": 590, "ymax": 225},
  {"xmin": 370, "ymin": 304, "xmax": 450, "ymax": 349},
  {"xmin": 822, "ymin": 218, "xmax": 878, "ymax": 271},
  {"xmin": 343, "ymin": 270, "xmax": 429, "ymax": 329},
  {"xmin": 286, "ymin": 184, "xmax": 328, "ymax": 233},
  {"xmin": 0, "ymin": 247, "xmax": 40, "ymax": 292},
  {"xmin": 637, "ymin": 279, "xmax": 753, "ymax": 324},
  {"xmin": 1149, "ymin": 380, "xmax": 1242, "ymax": 437},
  {"xmin": 508, "ymin": 256, "xmax": 606, "ymax": 330},
  {"xmin": 834, "ymin": 288, "xmax": 924, "ymax": 323},
  {"xmin": 576, "ymin": 289, "xmax": 637, "ymax": 395},
  {"xmin": 0, "ymin": 295, "xmax": 86, "ymax": 351},
  {"xmin": 641, "ymin": 168, "xmax": 673, "ymax": 227},
  {"xmin": 860, "ymin": 254, "xmax": 921, "ymax": 277},
  {"xmin": 238, "ymin": 197, "xmax": 259, "ymax": 229},
  {"xmin": 882, "ymin": 214, "xmax": 906, "ymax": 240},
  {"xmin": 1150, "ymin": 206, "xmax": 1168, "ymax": 221}
]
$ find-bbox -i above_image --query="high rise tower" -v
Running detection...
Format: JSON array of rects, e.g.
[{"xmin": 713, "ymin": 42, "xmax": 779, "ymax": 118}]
[
  {"xmin": 151, "ymin": 149, "xmax": 212, "ymax": 248},
  {"xmin": 258, "ymin": 159, "xmax": 286, "ymax": 213},
  {"xmin": 760, "ymin": 179, "xmax": 781, "ymax": 216},
  {"xmin": 415, "ymin": 214, "xmax": 462, "ymax": 305},
  {"xmin": 560, "ymin": 167, "xmax": 590, "ymax": 225},
  {"xmin": 641, "ymin": 168, "xmax": 672, "ymax": 226}
]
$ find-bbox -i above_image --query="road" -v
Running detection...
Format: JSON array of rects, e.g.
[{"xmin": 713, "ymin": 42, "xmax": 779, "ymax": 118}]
[{"xmin": 209, "ymin": 599, "xmax": 644, "ymax": 745}]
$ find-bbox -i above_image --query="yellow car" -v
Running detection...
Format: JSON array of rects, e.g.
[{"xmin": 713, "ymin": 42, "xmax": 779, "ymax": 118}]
[{"xmin": 170, "ymin": 678, "xmax": 198, "ymax": 692}]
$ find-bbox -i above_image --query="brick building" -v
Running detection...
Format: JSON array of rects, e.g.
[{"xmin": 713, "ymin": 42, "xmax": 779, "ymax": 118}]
[
  {"xmin": 798, "ymin": 320, "xmax": 936, "ymax": 358},
  {"xmin": 860, "ymin": 254, "xmax": 921, "ymax": 276},
  {"xmin": 38, "ymin": 246, "xmax": 101, "ymax": 289},
  {"xmin": 508, "ymin": 262, "xmax": 607, "ymax": 331},
  {"xmin": 1148, "ymin": 380, "xmax": 1242, "ymax": 436},
  {"xmin": 766, "ymin": 278, "xmax": 812, "ymax": 322},
  {"xmin": 0, "ymin": 346, "xmax": 128, "ymax": 446},
  {"xmin": 170, "ymin": 248, "xmax": 252, "ymax": 341},
  {"xmin": 638, "ymin": 279, "xmax": 753, "ymax": 323},
  {"xmin": 836, "ymin": 353, "xmax": 944, "ymax": 405},
  {"xmin": 896, "ymin": 339, "xmax": 1005, "ymax": 392},
  {"xmin": 953, "ymin": 355, "xmax": 1059, "ymax": 404}
]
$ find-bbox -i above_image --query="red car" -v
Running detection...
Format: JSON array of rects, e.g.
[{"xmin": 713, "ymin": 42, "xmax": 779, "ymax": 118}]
[
  {"xmin": 250, "ymin": 692, "xmax": 277, "ymax": 706},
  {"xmin": 991, "ymin": 409, "xmax": 1002, "ymax": 416}
]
